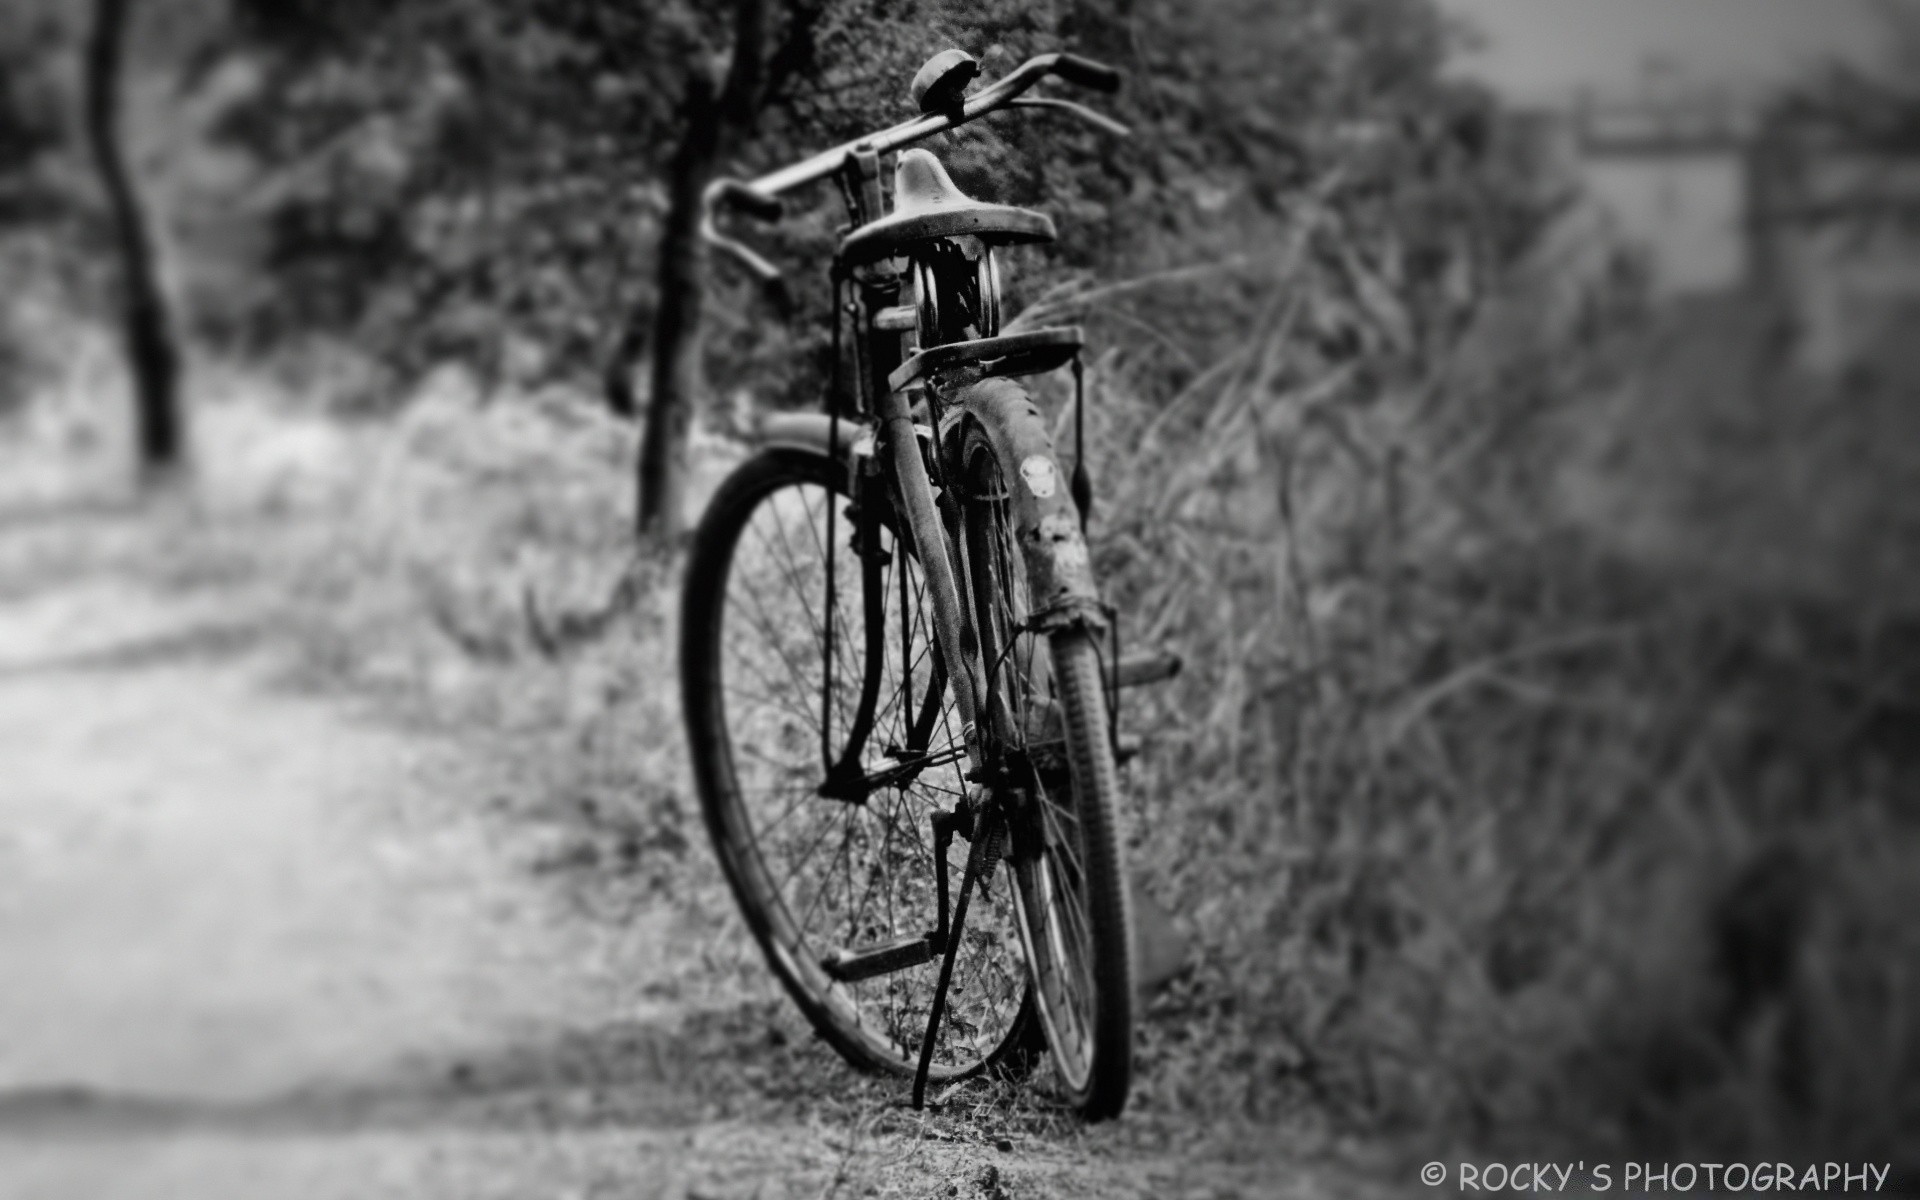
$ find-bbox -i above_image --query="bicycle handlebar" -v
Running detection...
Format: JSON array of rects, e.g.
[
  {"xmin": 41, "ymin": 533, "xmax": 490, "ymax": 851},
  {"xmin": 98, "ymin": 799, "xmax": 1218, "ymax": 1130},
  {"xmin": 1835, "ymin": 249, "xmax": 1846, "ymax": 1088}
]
[
  {"xmin": 708, "ymin": 178, "xmax": 784, "ymax": 223},
  {"xmin": 704, "ymin": 51, "xmax": 1125, "ymax": 227},
  {"xmin": 1050, "ymin": 53, "xmax": 1121, "ymax": 94}
]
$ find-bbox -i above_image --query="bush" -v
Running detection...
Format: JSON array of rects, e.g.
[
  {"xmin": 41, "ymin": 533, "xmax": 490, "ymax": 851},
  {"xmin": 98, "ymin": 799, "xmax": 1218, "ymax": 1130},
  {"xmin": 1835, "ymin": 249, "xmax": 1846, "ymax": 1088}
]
[{"xmin": 1075, "ymin": 192, "xmax": 1920, "ymax": 1163}]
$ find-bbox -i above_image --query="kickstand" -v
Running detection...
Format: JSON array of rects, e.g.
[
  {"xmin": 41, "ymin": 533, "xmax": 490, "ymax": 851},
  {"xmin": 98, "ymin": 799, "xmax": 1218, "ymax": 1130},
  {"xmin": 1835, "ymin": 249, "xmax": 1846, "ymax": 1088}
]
[{"xmin": 911, "ymin": 805, "xmax": 1004, "ymax": 1109}]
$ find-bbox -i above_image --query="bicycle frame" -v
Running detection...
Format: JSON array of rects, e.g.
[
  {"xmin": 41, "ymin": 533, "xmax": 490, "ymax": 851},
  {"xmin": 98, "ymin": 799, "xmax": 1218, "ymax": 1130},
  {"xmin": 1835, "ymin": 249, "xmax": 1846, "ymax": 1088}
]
[{"xmin": 689, "ymin": 50, "xmax": 1142, "ymax": 1114}]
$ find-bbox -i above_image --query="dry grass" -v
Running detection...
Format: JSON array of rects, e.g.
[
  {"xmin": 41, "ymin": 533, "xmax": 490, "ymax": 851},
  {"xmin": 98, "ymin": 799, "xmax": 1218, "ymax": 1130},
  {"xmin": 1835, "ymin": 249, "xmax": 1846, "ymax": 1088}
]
[{"xmin": 1053, "ymin": 217, "xmax": 1920, "ymax": 1171}]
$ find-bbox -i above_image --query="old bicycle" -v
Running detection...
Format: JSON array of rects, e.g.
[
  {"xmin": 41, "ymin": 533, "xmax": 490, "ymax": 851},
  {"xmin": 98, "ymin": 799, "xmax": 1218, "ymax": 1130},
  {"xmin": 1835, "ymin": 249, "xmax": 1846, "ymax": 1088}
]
[{"xmin": 680, "ymin": 48, "xmax": 1174, "ymax": 1120}]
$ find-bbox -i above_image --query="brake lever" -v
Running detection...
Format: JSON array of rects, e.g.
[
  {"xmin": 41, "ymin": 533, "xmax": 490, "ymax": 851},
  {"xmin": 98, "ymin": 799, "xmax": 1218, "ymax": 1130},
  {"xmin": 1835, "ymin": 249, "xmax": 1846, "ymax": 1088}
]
[{"xmin": 1007, "ymin": 96, "xmax": 1131, "ymax": 138}]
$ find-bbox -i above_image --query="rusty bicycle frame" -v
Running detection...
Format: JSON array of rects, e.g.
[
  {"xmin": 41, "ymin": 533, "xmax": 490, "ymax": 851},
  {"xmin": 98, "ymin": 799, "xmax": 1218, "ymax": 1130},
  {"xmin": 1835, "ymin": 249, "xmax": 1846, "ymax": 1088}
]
[{"xmin": 697, "ymin": 49, "xmax": 1131, "ymax": 1106}]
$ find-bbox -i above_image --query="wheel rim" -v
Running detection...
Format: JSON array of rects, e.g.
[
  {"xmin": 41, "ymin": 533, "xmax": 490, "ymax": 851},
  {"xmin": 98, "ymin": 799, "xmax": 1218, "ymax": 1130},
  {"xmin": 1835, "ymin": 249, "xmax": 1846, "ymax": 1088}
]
[
  {"xmin": 961, "ymin": 434, "xmax": 1104, "ymax": 1095},
  {"xmin": 708, "ymin": 470, "xmax": 1027, "ymax": 1076}
]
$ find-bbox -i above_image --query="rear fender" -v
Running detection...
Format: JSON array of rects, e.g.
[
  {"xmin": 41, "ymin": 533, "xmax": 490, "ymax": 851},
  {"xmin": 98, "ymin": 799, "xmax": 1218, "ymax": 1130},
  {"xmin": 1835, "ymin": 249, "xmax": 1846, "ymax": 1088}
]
[{"xmin": 951, "ymin": 378, "xmax": 1105, "ymax": 634}]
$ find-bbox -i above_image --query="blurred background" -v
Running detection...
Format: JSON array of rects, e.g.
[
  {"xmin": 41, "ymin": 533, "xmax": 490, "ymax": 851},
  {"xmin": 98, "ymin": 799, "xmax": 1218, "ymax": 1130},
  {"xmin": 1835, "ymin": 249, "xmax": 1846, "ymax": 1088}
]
[{"xmin": 1, "ymin": 0, "xmax": 1916, "ymax": 1194}]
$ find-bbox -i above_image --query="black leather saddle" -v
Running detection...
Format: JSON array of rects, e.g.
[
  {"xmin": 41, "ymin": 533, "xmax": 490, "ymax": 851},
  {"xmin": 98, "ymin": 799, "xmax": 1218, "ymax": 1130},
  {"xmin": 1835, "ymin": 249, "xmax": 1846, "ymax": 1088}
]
[{"xmin": 837, "ymin": 149, "xmax": 1054, "ymax": 266}]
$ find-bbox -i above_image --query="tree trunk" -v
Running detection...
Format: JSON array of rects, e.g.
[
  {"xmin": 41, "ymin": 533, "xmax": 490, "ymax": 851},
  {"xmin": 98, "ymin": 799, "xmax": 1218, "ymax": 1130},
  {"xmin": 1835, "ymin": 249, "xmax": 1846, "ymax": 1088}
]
[
  {"xmin": 634, "ymin": 73, "xmax": 720, "ymax": 539},
  {"xmin": 602, "ymin": 311, "xmax": 644, "ymax": 420},
  {"xmin": 84, "ymin": 0, "xmax": 184, "ymax": 482},
  {"xmin": 633, "ymin": 0, "xmax": 769, "ymax": 540}
]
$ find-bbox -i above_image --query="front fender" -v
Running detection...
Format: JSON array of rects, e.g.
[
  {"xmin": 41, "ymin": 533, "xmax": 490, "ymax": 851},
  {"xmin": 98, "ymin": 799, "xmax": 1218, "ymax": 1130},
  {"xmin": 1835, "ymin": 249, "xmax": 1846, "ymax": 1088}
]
[{"xmin": 750, "ymin": 412, "xmax": 872, "ymax": 469}]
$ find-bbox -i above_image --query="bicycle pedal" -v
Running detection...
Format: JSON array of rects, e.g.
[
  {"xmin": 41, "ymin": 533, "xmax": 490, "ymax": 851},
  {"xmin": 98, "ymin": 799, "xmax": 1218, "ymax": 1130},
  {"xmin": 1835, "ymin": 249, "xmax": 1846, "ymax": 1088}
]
[
  {"xmin": 1114, "ymin": 648, "xmax": 1182, "ymax": 689},
  {"xmin": 1024, "ymin": 735, "xmax": 1140, "ymax": 768},
  {"xmin": 821, "ymin": 935, "xmax": 938, "ymax": 983}
]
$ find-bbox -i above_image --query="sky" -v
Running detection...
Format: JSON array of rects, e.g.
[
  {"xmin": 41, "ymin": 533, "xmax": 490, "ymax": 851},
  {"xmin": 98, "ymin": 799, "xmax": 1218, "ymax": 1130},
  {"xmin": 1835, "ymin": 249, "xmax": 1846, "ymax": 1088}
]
[{"xmin": 1433, "ymin": 0, "xmax": 1906, "ymax": 105}]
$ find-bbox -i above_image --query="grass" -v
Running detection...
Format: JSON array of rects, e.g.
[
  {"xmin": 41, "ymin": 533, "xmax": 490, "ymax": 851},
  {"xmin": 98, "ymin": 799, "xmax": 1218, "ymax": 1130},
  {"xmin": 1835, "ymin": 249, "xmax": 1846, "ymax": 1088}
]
[{"xmin": 1060, "ymin": 237, "xmax": 1920, "ymax": 1173}]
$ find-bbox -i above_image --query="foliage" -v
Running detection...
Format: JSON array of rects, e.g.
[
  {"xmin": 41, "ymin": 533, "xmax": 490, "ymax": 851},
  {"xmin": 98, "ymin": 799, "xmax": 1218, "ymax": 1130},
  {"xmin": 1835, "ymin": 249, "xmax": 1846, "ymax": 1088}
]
[
  {"xmin": 66, "ymin": 0, "xmax": 1511, "ymax": 411},
  {"xmin": 1075, "ymin": 176, "xmax": 1920, "ymax": 1160},
  {"xmin": 0, "ymin": 4, "xmax": 78, "ymax": 411},
  {"xmin": 0, "ymin": 9, "xmax": 65, "ymax": 213}
]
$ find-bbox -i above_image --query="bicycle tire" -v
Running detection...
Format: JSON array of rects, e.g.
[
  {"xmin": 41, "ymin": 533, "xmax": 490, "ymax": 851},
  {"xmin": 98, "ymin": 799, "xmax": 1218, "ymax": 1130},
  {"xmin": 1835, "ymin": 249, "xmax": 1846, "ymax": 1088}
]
[
  {"xmin": 681, "ymin": 446, "xmax": 1033, "ymax": 1081},
  {"xmin": 953, "ymin": 389, "xmax": 1134, "ymax": 1119}
]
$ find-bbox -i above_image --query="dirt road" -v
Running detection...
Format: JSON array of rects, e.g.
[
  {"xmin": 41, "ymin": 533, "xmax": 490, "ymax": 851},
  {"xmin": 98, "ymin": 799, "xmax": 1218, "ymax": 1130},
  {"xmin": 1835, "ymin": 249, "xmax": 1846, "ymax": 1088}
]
[{"xmin": 0, "ymin": 563, "xmax": 701, "ymax": 1197}]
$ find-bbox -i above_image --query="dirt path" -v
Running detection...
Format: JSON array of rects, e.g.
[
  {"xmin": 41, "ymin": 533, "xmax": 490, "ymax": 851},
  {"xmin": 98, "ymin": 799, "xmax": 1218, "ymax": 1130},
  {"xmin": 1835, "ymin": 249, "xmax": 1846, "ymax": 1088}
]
[
  {"xmin": 0, "ymin": 568, "xmax": 686, "ymax": 1197},
  {"xmin": 0, "ymin": 502, "xmax": 1406, "ymax": 1200}
]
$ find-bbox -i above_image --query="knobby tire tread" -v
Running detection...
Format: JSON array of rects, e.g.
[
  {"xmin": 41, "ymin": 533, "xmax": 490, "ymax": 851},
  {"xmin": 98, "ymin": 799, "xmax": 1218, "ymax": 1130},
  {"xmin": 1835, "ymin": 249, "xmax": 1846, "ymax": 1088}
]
[{"xmin": 956, "ymin": 391, "xmax": 1134, "ymax": 1120}]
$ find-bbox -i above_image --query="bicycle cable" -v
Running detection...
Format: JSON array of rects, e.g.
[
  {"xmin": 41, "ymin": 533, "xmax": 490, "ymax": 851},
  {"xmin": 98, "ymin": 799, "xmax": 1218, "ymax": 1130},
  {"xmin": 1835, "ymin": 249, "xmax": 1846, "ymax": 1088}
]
[{"xmin": 1072, "ymin": 355, "xmax": 1091, "ymax": 533}]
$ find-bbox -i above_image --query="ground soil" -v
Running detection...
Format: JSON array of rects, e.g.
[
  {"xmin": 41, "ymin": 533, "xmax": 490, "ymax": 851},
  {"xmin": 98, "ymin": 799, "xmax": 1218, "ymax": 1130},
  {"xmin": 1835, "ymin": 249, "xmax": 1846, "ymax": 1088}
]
[{"xmin": 0, "ymin": 485, "xmax": 1415, "ymax": 1200}]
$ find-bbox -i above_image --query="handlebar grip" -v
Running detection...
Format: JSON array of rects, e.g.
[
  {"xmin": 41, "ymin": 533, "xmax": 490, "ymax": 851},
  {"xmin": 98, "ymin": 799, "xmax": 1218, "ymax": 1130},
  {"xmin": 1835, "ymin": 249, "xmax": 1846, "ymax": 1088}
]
[
  {"xmin": 1052, "ymin": 54, "xmax": 1122, "ymax": 94},
  {"xmin": 713, "ymin": 179, "xmax": 784, "ymax": 222}
]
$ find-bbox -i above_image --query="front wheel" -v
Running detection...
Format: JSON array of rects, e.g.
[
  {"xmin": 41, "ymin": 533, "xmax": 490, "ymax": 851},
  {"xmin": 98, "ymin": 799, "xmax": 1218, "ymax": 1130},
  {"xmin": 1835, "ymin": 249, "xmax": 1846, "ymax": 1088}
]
[
  {"xmin": 680, "ymin": 447, "xmax": 1033, "ymax": 1083},
  {"xmin": 955, "ymin": 389, "xmax": 1134, "ymax": 1119}
]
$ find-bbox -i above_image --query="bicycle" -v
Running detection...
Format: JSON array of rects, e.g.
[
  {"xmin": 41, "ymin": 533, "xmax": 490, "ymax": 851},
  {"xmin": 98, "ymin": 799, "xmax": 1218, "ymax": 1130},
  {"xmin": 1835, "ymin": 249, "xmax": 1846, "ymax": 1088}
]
[{"xmin": 680, "ymin": 47, "xmax": 1175, "ymax": 1121}]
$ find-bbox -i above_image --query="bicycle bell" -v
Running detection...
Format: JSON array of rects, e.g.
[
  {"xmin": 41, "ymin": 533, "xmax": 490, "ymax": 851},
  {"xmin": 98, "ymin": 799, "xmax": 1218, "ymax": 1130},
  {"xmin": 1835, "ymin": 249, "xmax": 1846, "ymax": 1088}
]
[{"xmin": 910, "ymin": 49, "xmax": 979, "ymax": 114}]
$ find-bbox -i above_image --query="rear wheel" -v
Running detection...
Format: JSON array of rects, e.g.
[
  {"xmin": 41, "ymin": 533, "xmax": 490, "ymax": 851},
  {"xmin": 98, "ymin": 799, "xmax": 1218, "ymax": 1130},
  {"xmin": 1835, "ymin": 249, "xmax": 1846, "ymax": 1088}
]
[
  {"xmin": 681, "ymin": 448, "xmax": 1032, "ymax": 1081},
  {"xmin": 956, "ymin": 405, "xmax": 1134, "ymax": 1119}
]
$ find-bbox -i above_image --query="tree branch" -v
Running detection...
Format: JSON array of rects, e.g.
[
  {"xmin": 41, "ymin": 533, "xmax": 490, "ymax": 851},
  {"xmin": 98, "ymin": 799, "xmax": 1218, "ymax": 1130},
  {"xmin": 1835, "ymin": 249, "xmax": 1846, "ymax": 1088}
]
[{"xmin": 631, "ymin": 0, "xmax": 778, "ymax": 541}]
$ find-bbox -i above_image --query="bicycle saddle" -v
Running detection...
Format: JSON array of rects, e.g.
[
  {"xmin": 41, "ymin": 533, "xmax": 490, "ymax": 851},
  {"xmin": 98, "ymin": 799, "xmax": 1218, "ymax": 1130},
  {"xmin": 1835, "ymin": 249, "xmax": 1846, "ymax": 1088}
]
[{"xmin": 837, "ymin": 149, "xmax": 1055, "ymax": 267}]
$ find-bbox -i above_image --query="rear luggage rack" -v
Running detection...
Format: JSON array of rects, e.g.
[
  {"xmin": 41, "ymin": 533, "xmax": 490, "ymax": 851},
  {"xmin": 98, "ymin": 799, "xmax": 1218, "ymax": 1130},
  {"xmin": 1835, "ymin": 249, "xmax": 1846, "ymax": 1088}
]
[{"xmin": 889, "ymin": 327, "xmax": 1083, "ymax": 393}]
